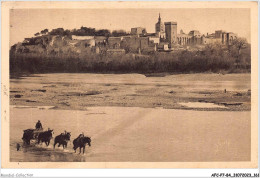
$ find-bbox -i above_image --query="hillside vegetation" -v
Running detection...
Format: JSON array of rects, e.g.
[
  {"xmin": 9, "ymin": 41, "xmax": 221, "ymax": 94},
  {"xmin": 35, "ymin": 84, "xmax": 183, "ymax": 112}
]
[{"xmin": 10, "ymin": 28, "xmax": 251, "ymax": 77}]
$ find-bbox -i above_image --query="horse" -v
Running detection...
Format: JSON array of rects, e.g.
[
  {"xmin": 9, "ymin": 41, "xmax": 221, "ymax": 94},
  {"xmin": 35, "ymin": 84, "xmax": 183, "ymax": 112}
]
[
  {"xmin": 22, "ymin": 129, "xmax": 35, "ymax": 145},
  {"xmin": 73, "ymin": 136, "xmax": 91, "ymax": 154},
  {"xmin": 37, "ymin": 129, "xmax": 54, "ymax": 146},
  {"xmin": 53, "ymin": 132, "xmax": 71, "ymax": 149}
]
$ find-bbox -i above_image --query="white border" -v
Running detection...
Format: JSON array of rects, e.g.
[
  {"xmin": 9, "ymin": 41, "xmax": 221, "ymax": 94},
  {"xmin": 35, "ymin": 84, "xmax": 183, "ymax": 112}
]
[{"xmin": 1, "ymin": 0, "xmax": 259, "ymax": 177}]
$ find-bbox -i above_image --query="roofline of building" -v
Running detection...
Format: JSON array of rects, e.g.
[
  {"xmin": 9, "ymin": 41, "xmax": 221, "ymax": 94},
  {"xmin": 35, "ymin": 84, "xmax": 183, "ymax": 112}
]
[{"xmin": 164, "ymin": 22, "xmax": 177, "ymax": 25}]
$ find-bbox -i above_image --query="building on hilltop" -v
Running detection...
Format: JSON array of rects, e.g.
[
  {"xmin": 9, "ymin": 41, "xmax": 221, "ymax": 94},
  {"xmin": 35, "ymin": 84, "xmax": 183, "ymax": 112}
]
[
  {"xmin": 175, "ymin": 29, "xmax": 237, "ymax": 47},
  {"xmin": 131, "ymin": 27, "xmax": 146, "ymax": 36},
  {"xmin": 188, "ymin": 30, "xmax": 201, "ymax": 37},
  {"xmin": 201, "ymin": 30, "xmax": 237, "ymax": 45},
  {"xmin": 164, "ymin": 22, "xmax": 178, "ymax": 48},
  {"xmin": 188, "ymin": 30, "xmax": 203, "ymax": 45},
  {"xmin": 108, "ymin": 37, "xmax": 123, "ymax": 49},
  {"xmin": 123, "ymin": 36, "xmax": 157, "ymax": 54},
  {"xmin": 106, "ymin": 35, "xmax": 157, "ymax": 54},
  {"xmin": 177, "ymin": 30, "xmax": 192, "ymax": 46},
  {"xmin": 155, "ymin": 13, "xmax": 165, "ymax": 39},
  {"xmin": 225, "ymin": 32, "xmax": 237, "ymax": 45},
  {"xmin": 17, "ymin": 14, "xmax": 241, "ymax": 55},
  {"xmin": 219, "ymin": 31, "xmax": 237, "ymax": 45}
]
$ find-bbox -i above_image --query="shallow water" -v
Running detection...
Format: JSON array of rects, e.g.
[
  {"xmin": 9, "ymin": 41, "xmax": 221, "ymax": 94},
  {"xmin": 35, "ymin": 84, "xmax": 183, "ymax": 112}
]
[
  {"xmin": 10, "ymin": 106, "xmax": 250, "ymax": 162},
  {"xmin": 10, "ymin": 73, "xmax": 251, "ymax": 162},
  {"xmin": 179, "ymin": 102, "xmax": 226, "ymax": 109},
  {"xmin": 11, "ymin": 73, "xmax": 250, "ymax": 92}
]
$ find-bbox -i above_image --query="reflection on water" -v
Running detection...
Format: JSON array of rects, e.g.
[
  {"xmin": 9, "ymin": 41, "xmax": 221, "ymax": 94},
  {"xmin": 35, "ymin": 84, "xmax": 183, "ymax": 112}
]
[
  {"xmin": 10, "ymin": 107, "xmax": 94, "ymax": 162},
  {"xmin": 179, "ymin": 102, "xmax": 226, "ymax": 109},
  {"xmin": 11, "ymin": 105, "xmax": 55, "ymax": 109},
  {"xmin": 11, "ymin": 142, "xmax": 87, "ymax": 162}
]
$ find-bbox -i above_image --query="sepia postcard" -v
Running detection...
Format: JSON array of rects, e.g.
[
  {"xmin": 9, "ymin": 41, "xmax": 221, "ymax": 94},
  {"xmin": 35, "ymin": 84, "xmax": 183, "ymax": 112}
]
[{"xmin": 1, "ymin": 1, "xmax": 258, "ymax": 169}]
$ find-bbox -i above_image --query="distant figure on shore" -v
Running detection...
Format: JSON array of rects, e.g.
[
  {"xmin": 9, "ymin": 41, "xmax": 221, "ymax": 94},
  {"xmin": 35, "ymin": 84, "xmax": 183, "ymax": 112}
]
[
  {"xmin": 35, "ymin": 120, "xmax": 43, "ymax": 130},
  {"xmin": 224, "ymin": 89, "xmax": 227, "ymax": 93}
]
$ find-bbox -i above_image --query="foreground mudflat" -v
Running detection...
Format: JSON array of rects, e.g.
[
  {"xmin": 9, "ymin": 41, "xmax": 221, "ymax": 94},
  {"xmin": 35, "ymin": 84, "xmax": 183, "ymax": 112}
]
[
  {"xmin": 10, "ymin": 73, "xmax": 251, "ymax": 111},
  {"xmin": 10, "ymin": 107, "xmax": 250, "ymax": 162}
]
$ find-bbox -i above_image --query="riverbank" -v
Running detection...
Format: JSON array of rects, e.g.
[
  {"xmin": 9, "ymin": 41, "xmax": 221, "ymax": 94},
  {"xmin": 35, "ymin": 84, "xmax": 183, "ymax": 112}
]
[{"xmin": 10, "ymin": 73, "xmax": 251, "ymax": 111}]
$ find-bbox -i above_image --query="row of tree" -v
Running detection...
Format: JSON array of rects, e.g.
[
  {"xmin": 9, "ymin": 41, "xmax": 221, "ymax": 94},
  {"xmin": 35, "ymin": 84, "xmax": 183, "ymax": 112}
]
[
  {"xmin": 34, "ymin": 27, "xmax": 130, "ymax": 37},
  {"xmin": 10, "ymin": 37, "xmax": 251, "ymax": 77}
]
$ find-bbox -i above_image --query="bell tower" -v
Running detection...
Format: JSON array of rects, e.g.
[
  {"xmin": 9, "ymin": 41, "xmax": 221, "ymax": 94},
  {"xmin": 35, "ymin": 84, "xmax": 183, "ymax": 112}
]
[{"xmin": 155, "ymin": 13, "xmax": 165, "ymax": 38}]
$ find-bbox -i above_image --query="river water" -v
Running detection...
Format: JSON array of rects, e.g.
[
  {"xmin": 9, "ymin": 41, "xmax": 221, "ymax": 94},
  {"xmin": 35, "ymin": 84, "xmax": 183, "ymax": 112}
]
[
  {"xmin": 11, "ymin": 73, "xmax": 250, "ymax": 92},
  {"xmin": 10, "ymin": 73, "xmax": 251, "ymax": 162},
  {"xmin": 10, "ymin": 106, "xmax": 250, "ymax": 162}
]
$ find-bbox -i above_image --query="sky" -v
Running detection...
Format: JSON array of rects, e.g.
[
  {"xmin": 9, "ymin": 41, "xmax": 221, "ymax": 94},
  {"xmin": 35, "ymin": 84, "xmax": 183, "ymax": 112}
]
[{"xmin": 10, "ymin": 8, "xmax": 250, "ymax": 46}]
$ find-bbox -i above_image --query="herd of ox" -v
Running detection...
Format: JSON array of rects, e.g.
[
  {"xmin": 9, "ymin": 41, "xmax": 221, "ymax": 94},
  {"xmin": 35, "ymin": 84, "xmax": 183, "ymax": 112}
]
[{"xmin": 21, "ymin": 129, "xmax": 91, "ymax": 154}]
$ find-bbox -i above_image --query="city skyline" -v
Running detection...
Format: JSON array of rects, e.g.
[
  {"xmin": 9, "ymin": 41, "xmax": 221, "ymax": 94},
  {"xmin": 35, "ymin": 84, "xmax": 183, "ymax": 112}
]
[{"xmin": 10, "ymin": 8, "xmax": 250, "ymax": 46}]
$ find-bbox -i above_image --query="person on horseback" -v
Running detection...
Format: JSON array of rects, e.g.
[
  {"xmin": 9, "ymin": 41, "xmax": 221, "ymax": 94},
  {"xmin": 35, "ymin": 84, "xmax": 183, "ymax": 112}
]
[
  {"xmin": 73, "ymin": 133, "xmax": 91, "ymax": 154},
  {"xmin": 53, "ymin": 130, "xmax": 71, "ymax": 149},
  {"xmin": 61, "ymin": 130, "xmax": 67, "ymax": 136},
  {"xmin": 76, "ymin": 132, "xmax": 84, "ymax": 140},
  {"xmin": 35, "ymin": 120, "xmax": 42, "ymax": 130}
]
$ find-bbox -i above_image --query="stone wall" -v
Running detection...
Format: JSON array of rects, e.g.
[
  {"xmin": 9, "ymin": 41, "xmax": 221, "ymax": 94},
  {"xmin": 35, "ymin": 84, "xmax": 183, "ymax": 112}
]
[{"xmin": 108, "ymin": 37, "xmax": 123, "ymax": 49}]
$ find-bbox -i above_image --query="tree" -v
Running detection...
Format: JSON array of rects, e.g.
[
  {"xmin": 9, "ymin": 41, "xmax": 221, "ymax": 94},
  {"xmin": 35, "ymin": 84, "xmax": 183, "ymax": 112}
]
[
  {"xmin": 49, "ymin": 28, "xmax": 65, "ymax": 36},
  {"xmin": 112, "ymin": 30, "xmax": 127, "ymax": 37},
  {"xmin": 80, "ymin": 26, "xmax": 95, "ymax": 36},
  {"xmin": 232, "ymin": 37, "xmax": 247, "ymax": 56},
  {"xmin": 34, "ymin": 32, "xmax": 40, "ymax": 36},
  {"xmin": 63, "ymin": 29, "xmax": 71, "ymax": 37},
  {"xmin": 95, "ymin": 29, "xmax": 110, "ymax": 37},
  {"xmin": 41, "ymin": 29, "xmax": 49, "ymax": 35},
  {"xmin": 204, "ymin": 43, "xmax": 214, "ymax": 55},
  {"xmin": 231, "ymin": 38, "xmax": 248, "ymax": 66}
]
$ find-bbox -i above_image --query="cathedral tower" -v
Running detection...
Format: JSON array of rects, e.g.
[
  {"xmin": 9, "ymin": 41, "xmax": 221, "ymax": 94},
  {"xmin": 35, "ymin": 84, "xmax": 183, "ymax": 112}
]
[{"xmin": 155, "ymin": 13, "xmax": 165, "ymax": 38}]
